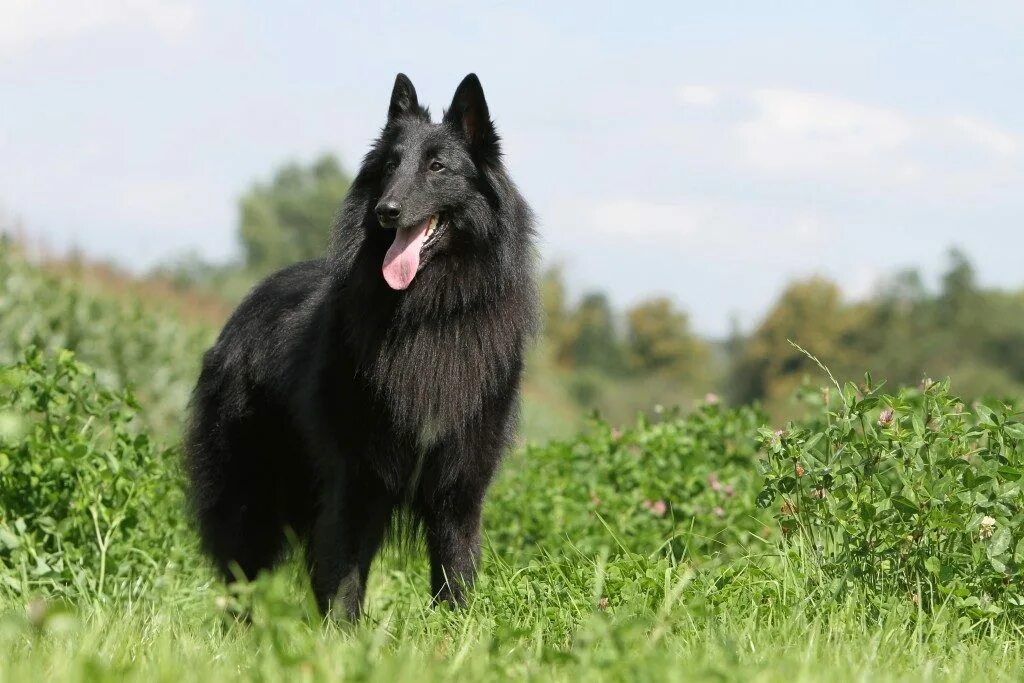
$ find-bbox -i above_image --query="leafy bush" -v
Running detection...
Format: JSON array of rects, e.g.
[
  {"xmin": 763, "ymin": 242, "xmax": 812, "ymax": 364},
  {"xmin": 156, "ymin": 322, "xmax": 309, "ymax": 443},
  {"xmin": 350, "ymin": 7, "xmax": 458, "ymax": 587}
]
[
  {"xmin": 757, "ymin": 374, "xmax": 1024, "ymax": 620},
  {"xmin": 0, "ymin": 246, "xmax": 214, "ymax": 436},
  {"xmin": 488, "ymin": 400, "xmax": 770, "ymax": 566},
  {"xmin": 0, "ymin": 348, "xmax": 189, "ymax": 601}
]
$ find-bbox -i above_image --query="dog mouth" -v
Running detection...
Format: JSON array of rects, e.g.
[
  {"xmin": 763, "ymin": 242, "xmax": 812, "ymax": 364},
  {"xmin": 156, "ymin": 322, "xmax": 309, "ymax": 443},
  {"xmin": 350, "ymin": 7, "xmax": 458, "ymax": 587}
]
[{"xmin": 382, "ymin": 213, "xmax": 448, "ymax": 290}]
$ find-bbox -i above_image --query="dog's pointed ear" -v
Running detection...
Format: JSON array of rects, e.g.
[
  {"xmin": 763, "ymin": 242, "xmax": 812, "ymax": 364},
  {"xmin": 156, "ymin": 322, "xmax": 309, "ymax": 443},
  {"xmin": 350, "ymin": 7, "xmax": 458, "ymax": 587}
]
[
  {"xmin": 388, "ymin": 73, "xmax": 419, "ymax": 120},
  {"xmin": 444, "ymin": 73, "xmax": 498, "ymax": 156}
]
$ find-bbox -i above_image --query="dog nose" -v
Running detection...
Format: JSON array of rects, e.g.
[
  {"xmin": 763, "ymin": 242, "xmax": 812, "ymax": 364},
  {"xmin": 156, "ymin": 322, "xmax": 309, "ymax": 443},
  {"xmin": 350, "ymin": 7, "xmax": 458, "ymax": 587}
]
[{"xmin": 375, "ymin": 200, "xmax": 402, "ymax": 225}]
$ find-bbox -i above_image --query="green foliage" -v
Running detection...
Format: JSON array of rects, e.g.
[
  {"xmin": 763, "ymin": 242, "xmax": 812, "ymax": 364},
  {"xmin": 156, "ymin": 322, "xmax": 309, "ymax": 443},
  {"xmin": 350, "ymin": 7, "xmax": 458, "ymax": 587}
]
[
  {"xmin": 757, "ymin": 373, "xmax": 1024, "ymax": 621},
  {"xmin": 238, "ymin": 154, "xmax": 351, "ymax": 276},
  {"xmin": 539, "ymin": 265, "xmax": 571, "ymax": 354},
  {"xmin": 563, "ymin": 292, "xmax": 624, "ymax": 373},
  {"xmin": 1, "ymin": 341, "xmax": 1024, "ymax": 679},
  {"xmin": 6, "ymin": 340, "xmax": 1024, "ymax": 629},
  {"xmin": 538, "ymin": 266, "xmax": 717, "ymax": 419},
  {"xmin": 490, "ymin": 401, "xmax": 768, "ymax": 564},
  {"xmin": 730, "ymin": 276, "xmax": 850, "ymax": 405},
  {"xmin": 0, "ymin": 245, "xmax": 214, "ymax": 435},
  {"xmin": 731, "ymin": 251, "xmax": 1024, "ymax": 413},
  {"xmin": 624, "ymin": 296, "xmax": 710, "ymax": 383},
  {"xmin": 0, "ymin": 348, "xmax": 189, "ymax": 601}
]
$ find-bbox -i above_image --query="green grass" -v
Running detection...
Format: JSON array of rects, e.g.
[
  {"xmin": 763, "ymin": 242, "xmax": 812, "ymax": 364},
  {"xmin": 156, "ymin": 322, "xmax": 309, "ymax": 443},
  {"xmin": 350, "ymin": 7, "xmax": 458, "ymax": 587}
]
[
  {"xmin": 5, "ymin": 555, "xmax": 1024, "ymax": 682},
  {"xmin": 3, "ymin": 367, "xmax": 1024, "ymax": 682}
]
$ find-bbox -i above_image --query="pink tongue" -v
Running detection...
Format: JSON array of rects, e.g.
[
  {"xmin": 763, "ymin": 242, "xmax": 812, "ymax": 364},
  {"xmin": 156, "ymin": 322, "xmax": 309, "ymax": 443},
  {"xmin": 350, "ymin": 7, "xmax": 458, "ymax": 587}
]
[{"xmin": 382, "ymin": 218, "xmax": 431, "ymax": 290}]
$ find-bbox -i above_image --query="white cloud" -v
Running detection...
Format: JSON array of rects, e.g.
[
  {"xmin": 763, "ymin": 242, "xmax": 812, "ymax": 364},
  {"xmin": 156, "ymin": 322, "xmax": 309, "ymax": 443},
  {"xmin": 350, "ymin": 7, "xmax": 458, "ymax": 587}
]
[
  {"xmin": 0, "ymin": 0, "xmax": 195, "ymax": 54},
  {"xmin": 676, "ymin": 85, "xmax": 719, "ymax": 107},
  {"xmin": 949, "ymin": 115, "xmax": 1019, "ymax": 156},
  {"xmin": 587, "ymin": 199, "xmax": 708, "ymax": 241},
  {"xmin": 726, "ymin": 88, "xmax": 1021, "ymax": 192},
  {"xmin": 581, "ymin": 198, "xmax": 828, "ymax": 252},
  {"xmin": 736, "ymin": 89, "xmax": 914, "ymax": 178}
]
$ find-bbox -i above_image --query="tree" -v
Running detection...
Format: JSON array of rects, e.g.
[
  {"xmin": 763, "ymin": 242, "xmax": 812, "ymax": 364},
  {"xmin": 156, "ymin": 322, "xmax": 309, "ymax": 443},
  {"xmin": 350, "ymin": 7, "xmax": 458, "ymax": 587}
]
[
  {"xmin": 730, "ymin": 277, "xmax": 851, "ymax": 405},
  {"xmin": 624, "ymin": 297, "xmax": 709, "ymax": 382},
  {"xmin": 726, "ymin": 249, "xmax": 1024, "ymax": 413},
  {"xmin": 938, "ymin": 248, "xmax": 979, "ymax": 326},
  {"xmin": 238, "ymin": 154, "xmax": 351, "ymax": 275},
  {"xmin": 564, "ymin": 292, "xmax": 624, "ymax": 373},
  {"xmin": 539, "ymin": 265, "xmax": 573, "ymax": 364}
]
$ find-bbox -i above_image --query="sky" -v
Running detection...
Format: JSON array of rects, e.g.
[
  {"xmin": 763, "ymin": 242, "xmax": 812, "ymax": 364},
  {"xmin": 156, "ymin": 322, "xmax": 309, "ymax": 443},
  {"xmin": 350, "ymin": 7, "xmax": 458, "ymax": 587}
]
[{"xmin": 1, "ymin": 1, "xmax": 1022, "ymax": 336}]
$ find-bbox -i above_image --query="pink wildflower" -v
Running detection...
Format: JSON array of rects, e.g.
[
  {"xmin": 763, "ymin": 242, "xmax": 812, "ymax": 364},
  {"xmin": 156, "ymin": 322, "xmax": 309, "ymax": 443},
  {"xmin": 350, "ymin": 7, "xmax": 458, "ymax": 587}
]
[{"xmin": 648, "ymin": 500, "xmax": 667, "ymax": 517}]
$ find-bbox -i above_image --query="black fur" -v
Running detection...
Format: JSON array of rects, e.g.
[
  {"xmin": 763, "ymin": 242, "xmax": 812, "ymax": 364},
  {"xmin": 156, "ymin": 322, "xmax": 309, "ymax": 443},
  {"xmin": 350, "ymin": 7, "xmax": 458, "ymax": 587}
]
[{"xmin": 184, "ymin": 73, "xmax": 537, "ymax": 619}]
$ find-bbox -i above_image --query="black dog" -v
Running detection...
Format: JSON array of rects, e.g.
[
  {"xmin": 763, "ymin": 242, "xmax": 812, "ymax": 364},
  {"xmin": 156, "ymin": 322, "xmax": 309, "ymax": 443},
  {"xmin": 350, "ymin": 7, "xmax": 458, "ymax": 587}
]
[{"xmin": 185, "ymin": 73, "xmax": 536, "ymax": 619}]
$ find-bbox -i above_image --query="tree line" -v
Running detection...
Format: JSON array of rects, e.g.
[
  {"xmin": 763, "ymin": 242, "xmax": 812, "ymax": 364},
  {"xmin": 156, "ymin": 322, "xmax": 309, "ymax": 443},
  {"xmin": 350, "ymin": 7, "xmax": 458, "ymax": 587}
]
[{"xmin": 730, "ymin": 252, "xmax": 1024, "ymax": 412}]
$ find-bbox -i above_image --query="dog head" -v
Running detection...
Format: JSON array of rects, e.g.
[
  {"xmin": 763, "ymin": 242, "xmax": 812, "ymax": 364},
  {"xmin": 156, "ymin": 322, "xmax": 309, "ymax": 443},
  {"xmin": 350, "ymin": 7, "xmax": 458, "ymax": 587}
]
[{"xmin": 370, "ymin": 73, "xmax": 503, "ymax": 291}]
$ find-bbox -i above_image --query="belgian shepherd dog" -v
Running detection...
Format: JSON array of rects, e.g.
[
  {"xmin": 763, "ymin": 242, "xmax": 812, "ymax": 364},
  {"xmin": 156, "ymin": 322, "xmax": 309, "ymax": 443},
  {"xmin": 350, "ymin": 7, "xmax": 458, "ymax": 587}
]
[{"xmin": 185, "ymin": 73, "xmax": 537, "ymax": 619}]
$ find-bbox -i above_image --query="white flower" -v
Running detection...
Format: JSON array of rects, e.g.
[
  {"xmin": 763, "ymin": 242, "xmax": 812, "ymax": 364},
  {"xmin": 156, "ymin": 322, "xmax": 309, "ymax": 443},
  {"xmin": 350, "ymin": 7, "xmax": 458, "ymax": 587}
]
[{"xmin": 980, "ymin": 516, "xmax": 996, "ymax": 540}]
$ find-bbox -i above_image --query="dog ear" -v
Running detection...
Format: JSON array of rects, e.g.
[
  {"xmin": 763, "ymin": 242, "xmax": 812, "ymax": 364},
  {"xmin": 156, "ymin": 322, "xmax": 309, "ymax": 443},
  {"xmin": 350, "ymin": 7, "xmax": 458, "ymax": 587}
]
[
  {"xmin": 444, "ymin": 73, "xmax": 499, "ymax": 157},
  {"xmin": 388, "ymin": 73, "xmax": 419, "ymax": 120}
]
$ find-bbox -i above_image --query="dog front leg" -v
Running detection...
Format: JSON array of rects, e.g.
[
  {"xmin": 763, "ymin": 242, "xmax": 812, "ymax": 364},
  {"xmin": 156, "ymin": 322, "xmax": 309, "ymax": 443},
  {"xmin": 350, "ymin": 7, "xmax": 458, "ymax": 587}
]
[
  {"xmin": 421, "ymin": 481, "xmax": 486, "ymax": 607},
  {"xmin": 308, "ymin": 471, "xmax": 393, "ymax": 620}
]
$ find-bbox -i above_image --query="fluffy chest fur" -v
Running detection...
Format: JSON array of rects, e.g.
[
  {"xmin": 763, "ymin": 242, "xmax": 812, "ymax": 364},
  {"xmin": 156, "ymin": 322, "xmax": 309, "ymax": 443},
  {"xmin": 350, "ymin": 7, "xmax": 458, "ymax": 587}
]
[{"xmin": 367, "ymin": 301, "xmax": 525, "ymax": 446}]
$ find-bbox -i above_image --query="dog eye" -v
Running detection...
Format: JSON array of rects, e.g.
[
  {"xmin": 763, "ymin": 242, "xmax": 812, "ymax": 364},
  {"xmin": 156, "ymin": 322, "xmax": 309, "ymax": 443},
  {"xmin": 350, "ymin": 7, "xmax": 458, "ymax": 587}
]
[
  {"xmin": 429, "ymin": 160, "xmax": 445, "ymax": 172},
  {"xmin": 383, "ymin": 160, "xmax": 397, "ymax": 174}
]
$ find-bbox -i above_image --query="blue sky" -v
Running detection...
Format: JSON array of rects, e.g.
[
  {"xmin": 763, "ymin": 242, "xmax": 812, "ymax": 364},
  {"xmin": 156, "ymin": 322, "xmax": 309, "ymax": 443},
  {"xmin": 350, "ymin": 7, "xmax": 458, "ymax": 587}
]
[{"xmin": 2, "ymin": 1, "xmax": 1022, "ymax": 336}]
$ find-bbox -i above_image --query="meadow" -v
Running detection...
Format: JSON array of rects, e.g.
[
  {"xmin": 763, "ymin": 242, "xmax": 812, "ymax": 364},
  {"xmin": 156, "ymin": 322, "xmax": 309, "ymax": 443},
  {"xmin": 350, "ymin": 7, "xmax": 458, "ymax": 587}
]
[{"xmin": 3, "ymin": 244, "xmax": 1024, "ymax": 681}]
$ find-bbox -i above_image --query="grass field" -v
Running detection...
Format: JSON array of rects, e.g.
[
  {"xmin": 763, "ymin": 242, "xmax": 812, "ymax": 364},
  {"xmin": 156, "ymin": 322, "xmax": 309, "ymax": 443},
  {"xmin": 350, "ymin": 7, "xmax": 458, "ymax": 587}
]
[
  {"xmin": 6, "ymin": 563, "xmax": 1024, "ymax": 682},
  {"xmin": 3, "ymin": 246, "xmax": 1024, "ymax": 681}
]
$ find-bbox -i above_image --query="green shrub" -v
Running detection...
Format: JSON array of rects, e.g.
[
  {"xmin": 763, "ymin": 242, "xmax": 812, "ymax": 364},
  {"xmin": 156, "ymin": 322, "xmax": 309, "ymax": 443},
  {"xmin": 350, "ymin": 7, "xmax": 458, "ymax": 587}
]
[
  {"xmin": 0, "ymin": 348, "xmax": 190, "ymax": 601},
  {"xmin": 757, "ymin": 374, "xmax": 1024, "ymax": 621},
  {"xmin": 0, "ymin": 247, "xmax": 214, "ymax": 437},
  {"xmin": 488, "ymin": 400, "xmax": 771, "ymax": 566}
]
